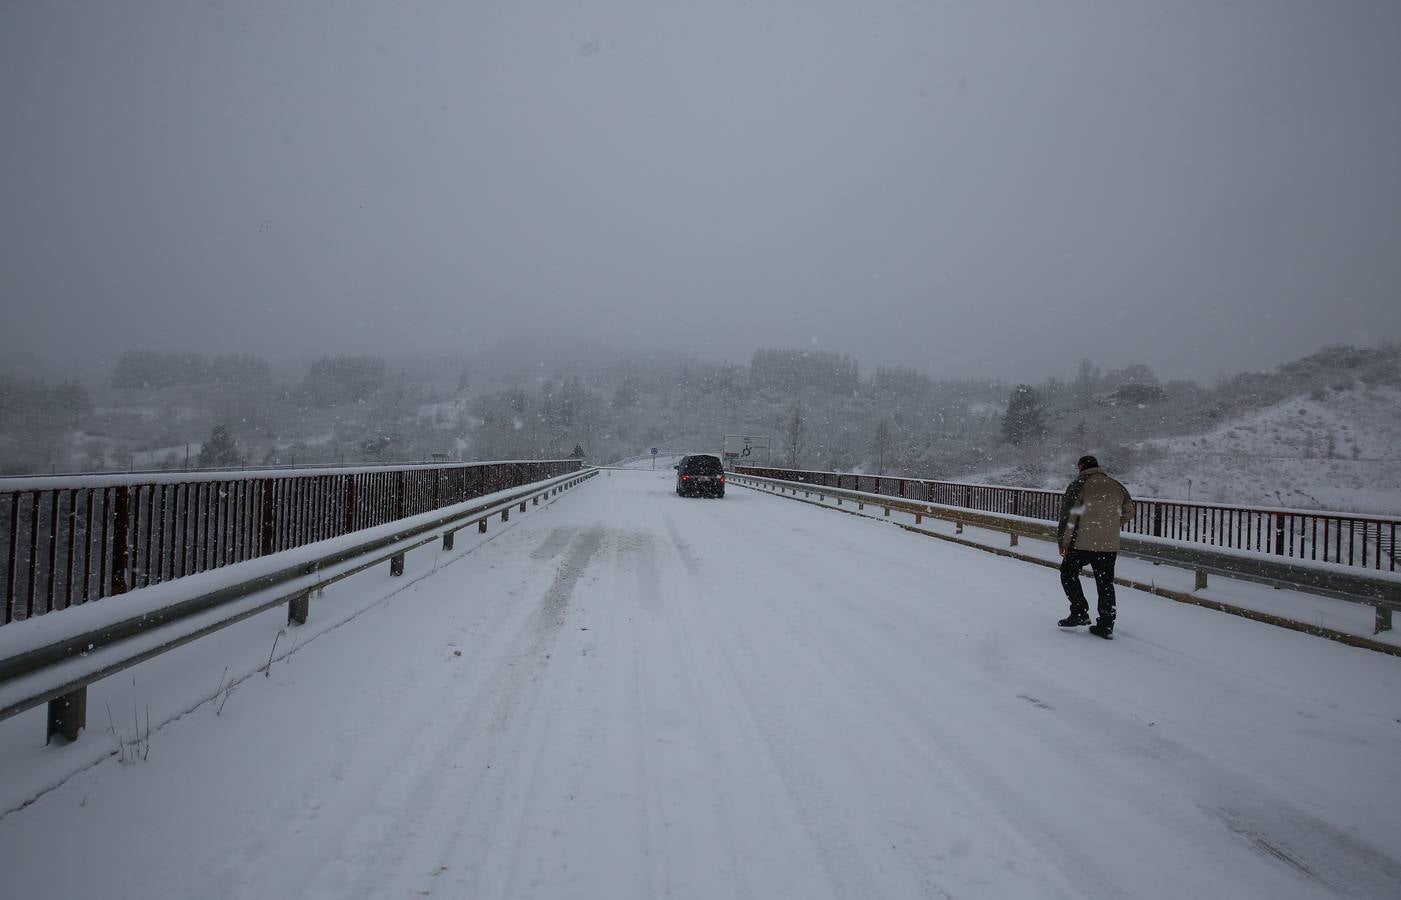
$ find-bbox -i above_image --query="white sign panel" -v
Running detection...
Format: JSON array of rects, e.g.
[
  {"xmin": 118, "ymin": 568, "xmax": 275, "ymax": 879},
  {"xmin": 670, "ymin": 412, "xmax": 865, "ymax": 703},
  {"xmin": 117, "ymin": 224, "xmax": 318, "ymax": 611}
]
[{"xmin": 723, "ymin": 434, "xmax": 771, "ymax": 467}]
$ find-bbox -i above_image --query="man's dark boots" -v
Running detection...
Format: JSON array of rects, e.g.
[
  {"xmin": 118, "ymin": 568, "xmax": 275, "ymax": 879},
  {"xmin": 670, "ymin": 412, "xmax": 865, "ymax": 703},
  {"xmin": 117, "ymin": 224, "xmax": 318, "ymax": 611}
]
[{"xmin": 1058, "ymin": 614, "xmax": 1090, "ymax": 627}]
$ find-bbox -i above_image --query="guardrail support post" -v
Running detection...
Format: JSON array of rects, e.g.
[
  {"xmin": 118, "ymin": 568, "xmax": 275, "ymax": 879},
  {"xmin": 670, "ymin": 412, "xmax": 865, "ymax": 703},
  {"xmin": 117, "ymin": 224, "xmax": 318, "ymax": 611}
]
[
  {"xmin": 288, "ymin": 589, "xmax": 310, "ymax": 626},
  {"xmin": 1009, "ymin": 531, "xmax": 1019, "ymax": 547},
  {"xmin": 1376, "ymin": 607, "xmax": 1392, "ymax": 634},
  {"xmin": 955, "ymin": 521, "xmax": 964, "ymax": 535},
  {"xmin": 915, "ymin": 514, "xmax": 923, "ymax": 525},
  {"xmin": 1194, "ymin": 570, "xmax": 1209, "ymax": 590},
  {"xmin": 501, "ymin": 508, "xmax": 509, "ymax": 522},
  {"xmin": 389, "ymin": 553, "xmax": 405, "ymax": 577},
  {"xmin": 47, "ymin": 687, "xmax": 86, "ymax": 744},
  {"xmin": 442, "ymin": 530, "xmax": 455, "ymax": 551},
  {"xmin": 533, "ymin": 495, "xmax": 539, "ymax": 506},
  {"xmin": 883, "ymin": 507, "xmax": 890, "ymax": 517},
  {"xmin": 858, "ymin": 502, "xmax": 864, "ymax": 511},
  {"xmin": 519, "ymin": 501, "xmax": 527, "ymax": 513},
  {"xmin": 479, "ymin": 519, "xmax": 488, "ymax": 534}
]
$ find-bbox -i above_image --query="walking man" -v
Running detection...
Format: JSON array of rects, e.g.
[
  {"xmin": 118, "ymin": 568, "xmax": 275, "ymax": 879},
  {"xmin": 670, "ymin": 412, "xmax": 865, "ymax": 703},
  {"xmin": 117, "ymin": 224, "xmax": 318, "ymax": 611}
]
[{"xmin": 1057, "ymin": 455, "xmax": 1134, "ymax": 639}]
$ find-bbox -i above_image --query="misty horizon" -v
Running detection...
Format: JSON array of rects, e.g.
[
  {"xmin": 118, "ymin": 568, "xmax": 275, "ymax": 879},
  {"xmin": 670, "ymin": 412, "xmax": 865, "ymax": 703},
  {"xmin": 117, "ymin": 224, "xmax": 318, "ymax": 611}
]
[{"xmin": 8, "ymin": 333, "xmax": 1395, "ymax": 394}]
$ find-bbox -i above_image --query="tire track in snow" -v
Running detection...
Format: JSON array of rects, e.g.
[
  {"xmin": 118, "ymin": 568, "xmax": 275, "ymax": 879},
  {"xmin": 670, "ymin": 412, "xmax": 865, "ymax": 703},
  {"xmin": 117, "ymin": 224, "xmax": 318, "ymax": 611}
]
[
  {"xmin": 662, "ymin": 515, "xmax": 886, "ymax": 900},
  {"xmin": 628, "ymin": 531, "xmax": 666, "ymax": 900},
  {"xmin": 489, "ymin": 526, "xmax": 607, "ymax": 899},
  {"xmin": 300, "ymin": 525, "xmax": 603, "ymax": 900},
  {"xmin": 641, "ymin": 521, "xmax": 757, "ymax": 899}
]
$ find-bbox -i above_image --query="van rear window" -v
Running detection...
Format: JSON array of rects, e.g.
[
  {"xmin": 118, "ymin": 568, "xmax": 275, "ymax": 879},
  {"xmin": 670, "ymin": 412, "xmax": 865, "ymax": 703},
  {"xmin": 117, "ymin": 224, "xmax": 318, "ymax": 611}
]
[{"xmin": 685, "ymin": 456, "xmax": 723, "ymax": 474}]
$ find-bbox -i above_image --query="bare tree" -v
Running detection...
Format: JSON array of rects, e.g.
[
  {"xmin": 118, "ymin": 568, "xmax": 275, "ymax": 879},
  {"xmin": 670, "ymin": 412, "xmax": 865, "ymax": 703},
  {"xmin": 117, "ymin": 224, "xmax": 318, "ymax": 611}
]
[
  {"xmin": 1073, "ymin": 358, "xmax": 1103, "ymax": 409},
  {"xmin": 783, "ymin": 402, "xmax": 806, "ymax": 469},
  {"xmin": 873, "ymin": 419, "xmax": 893, "ymax": 475}
]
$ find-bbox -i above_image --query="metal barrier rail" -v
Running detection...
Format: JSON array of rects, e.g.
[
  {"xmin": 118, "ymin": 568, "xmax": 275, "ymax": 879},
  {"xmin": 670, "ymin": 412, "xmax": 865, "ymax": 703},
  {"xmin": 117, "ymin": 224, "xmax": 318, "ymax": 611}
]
[
  {"xmin": 0, "ymin": 469, "xmax": 597, "ymax": 744},
  {"xmin": 729, "ymin": 473, "xmax": 1401, "ymax": 640},
  {"xmin": 735, "ymin": 466, "xmax": 1400, "ymax": 574},
  {"xmin": 0, "ymin": 459, "xmax": 584, "ymax": 627}
]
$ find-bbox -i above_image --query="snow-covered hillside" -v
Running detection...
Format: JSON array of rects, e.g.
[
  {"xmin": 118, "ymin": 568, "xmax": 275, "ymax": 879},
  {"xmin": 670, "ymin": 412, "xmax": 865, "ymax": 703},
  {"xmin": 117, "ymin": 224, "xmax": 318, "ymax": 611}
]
[{"xmin": 1126, "ymin": 385, "xmax": 1401, "ymax": 514}]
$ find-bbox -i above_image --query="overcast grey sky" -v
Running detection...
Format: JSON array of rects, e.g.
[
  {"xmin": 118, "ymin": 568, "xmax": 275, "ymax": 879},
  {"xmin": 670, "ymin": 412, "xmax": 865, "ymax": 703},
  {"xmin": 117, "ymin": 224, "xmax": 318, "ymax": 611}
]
[{"xmin": 3, "ymin": 1, "xmax": 1399, "ymax": 382}]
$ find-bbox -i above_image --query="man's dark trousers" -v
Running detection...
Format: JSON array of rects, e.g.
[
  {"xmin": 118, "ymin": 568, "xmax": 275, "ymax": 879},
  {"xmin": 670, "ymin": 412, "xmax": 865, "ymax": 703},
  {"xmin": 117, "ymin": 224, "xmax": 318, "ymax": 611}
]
[{"xmin": 1061, "ymin": 549, "xmax": 1117, "ymax": 626}]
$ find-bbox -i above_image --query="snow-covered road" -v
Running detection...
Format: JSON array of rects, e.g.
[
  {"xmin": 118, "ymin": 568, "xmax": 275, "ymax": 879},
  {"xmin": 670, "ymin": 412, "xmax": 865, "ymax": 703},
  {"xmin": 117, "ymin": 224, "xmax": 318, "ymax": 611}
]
[{"xmin": 2, "ymin": 469, "xmax": 1399, "ymax": 899}]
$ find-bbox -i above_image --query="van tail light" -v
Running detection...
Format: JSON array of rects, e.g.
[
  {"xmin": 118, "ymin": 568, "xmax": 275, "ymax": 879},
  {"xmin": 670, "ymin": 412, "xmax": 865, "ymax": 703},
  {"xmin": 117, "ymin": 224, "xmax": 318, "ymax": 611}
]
[
  {"xmin": 681, "ymin": 475, "xmax": 691, "ymax": 481},
  {"xmin": 719, "ymin": 475, "xmax": 726, "ymax": 481}
]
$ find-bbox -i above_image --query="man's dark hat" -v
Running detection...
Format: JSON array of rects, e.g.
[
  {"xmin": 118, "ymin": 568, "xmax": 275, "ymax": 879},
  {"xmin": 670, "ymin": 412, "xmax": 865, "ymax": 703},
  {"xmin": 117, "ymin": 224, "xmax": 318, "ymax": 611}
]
[{"xmin": 1077, "ymin": 455, "xmax": 1099, "ymax": 471}]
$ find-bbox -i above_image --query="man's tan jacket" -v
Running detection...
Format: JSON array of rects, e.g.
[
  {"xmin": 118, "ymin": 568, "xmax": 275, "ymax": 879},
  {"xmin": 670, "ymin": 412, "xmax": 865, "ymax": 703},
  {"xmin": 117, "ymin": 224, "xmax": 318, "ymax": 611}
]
[{"xmin": 1057, "ymin": 467, "xmax": 1134, "ymax": 552}]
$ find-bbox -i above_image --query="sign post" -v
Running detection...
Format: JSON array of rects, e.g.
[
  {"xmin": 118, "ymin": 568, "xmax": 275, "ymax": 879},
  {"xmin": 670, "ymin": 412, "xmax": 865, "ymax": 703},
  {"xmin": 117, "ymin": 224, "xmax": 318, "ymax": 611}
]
[{"xmin": 650, "ymin": 447, "xmax": 659, "ymax": 470}]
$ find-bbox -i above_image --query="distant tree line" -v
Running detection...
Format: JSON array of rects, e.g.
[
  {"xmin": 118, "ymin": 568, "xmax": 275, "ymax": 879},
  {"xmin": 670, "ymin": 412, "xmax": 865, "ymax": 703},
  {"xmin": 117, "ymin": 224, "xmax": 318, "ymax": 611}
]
[
  {"xmin": 750, "ymin": 348, "xmax": 860, "ymax": 395},
  {"xmin": 300, "ymin": 354, "xmax": 386, "ymax": 407},
  {"xmin": 871, "ymin": 366, "xmax": 934, "ymax": 398},
  {"xmin": 8, "ymin": 339, "xmax": 1394, "ymax": 483},
  {"xmin": 112, "ymin": 351, "xmax": 270, "ymax": 389},
  {"xmin": 0, "ymin": 375, "xmax": 92, "ymax": 428}
]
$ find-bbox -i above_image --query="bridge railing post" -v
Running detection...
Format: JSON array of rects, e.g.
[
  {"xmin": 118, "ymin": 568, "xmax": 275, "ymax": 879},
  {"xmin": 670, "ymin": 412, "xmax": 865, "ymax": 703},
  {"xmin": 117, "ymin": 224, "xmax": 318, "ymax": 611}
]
[
  {"xmin": 109, "ymin": 486, "xmax": 131, "ymax": 596},
  {"xmin": 259, "ymin": 480, "xmax": 277, "ymax": 557},
  {"xmin": 343, "ymin": 475, "xmax": 357, "ymax": 536}
]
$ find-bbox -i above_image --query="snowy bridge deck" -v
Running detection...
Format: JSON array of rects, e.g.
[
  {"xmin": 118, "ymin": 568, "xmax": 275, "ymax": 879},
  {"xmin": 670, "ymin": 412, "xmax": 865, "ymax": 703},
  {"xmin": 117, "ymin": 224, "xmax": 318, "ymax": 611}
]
[{"xmin": 1, "ymin": 469, "xmax": 1399, "ymax": 899}]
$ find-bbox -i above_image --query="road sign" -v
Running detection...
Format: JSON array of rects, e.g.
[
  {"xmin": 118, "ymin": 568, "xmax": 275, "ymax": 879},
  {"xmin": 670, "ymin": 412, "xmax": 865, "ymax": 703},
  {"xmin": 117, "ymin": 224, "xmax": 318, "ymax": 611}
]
[
  {"xmin": 723, "ymin": 434, "xmax": 770, "ymax": 468},
  {"xmin": 650, "ymin": 448, "xmax": 658, "ymax": 455}
]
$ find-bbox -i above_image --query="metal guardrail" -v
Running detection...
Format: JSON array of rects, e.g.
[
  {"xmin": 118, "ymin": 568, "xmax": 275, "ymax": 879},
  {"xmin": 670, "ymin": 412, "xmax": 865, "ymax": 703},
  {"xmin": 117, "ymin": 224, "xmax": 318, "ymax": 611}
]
[
  {"xmin": 1, "ymin": 459, "xmax": 585, "ymax": 628},
  {"xmin": 735, "ymin": 466, "xmax": 1400, "ymax": 574},
  {"xmin": 729, "ymin": 473, "xmax": 1401, "ymax": 642},
  {"xmin": 0, "ymin": 469, "xmax": 597, "ymax": 744}
]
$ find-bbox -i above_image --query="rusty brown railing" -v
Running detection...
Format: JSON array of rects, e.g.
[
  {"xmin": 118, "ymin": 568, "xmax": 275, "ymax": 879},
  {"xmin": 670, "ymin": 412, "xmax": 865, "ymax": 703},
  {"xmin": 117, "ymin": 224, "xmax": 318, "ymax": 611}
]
[
  {"xmin": 0, "ymin": 460, "xmax": 583, "ymax": 626},
  {"xmin": 735, "ymin": 466, "xmax": 1399, "ymax": 573}
]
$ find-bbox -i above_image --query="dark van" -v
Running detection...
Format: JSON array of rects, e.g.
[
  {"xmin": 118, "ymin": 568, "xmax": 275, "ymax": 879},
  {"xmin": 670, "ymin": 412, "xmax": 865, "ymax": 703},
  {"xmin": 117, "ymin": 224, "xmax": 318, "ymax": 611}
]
[{"xmin": 675, "ymin": 454, "xmax": 725, "ymax": 498}]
